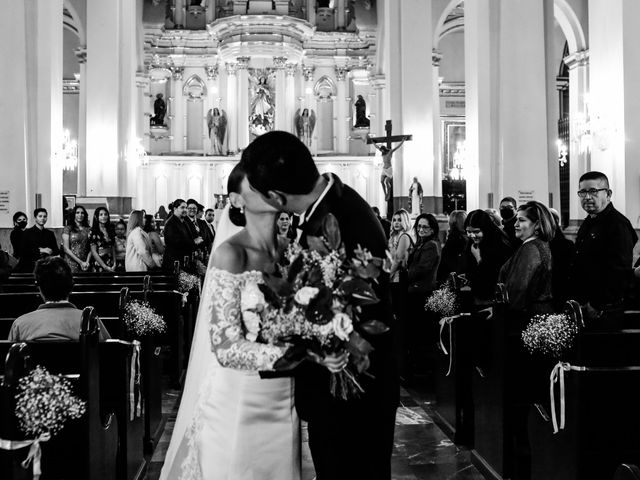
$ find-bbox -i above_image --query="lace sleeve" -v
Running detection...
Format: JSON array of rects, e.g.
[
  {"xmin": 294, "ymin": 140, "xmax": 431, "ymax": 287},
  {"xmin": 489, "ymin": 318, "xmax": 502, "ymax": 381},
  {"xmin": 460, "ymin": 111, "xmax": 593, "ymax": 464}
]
[{"xmin": 207, "ymin": 269, "xmax": 284, "ymax": 370}]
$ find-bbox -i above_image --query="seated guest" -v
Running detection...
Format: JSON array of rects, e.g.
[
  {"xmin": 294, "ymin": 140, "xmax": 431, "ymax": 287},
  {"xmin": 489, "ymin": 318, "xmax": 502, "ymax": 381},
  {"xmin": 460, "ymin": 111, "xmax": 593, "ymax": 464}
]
[
  {"xmin": 437, "ymin": 210, "xmax": 467, "ymax": 282},
  {"xmin": 10, "ymin": 211, "xmax": 28, "ymax": 261},
  {"xmin": 462, "ymin": 209, "xmax": 514, "ymax": 306},
  {"xmin": 125, "ymin": 210, "xmax": 159, "ymax": 272},
  {"xmin": 568, "ymin": 171, "xmax": 638, "ymax": 322},
  {"xmin": 62, "ymin": 206, "xmax": 91, "ymax": 273},
  {"xmin": 16, "ymin": 208, "xmax": 60, "ymax": 273},
  {"xmin": 498, "ymin": 201, "xmax": 555, "ymax": 317},
  {"xmin": 144, "ymin": 214, "xmax": 165, "ymax": 267},
  {"xmin": 548, "ymin": 208, "xmax": 576, "ymax": 309},
  {"xmin": 499, "ymin": 196, "xmax": 522, "ymax": 248},
  {"xmin": 114, "ymin": 219, "xmax": 127, "ymax": 271},
  {"xmin": 163, "ymin": 199, "xmax": 202, "ymax": 271},
  {"xmin": 8, "ymin": 257, "xmax": 110, "ymax": 341},
  {"xmin": 89, "ymin": 207, "xmax": 116, "ymax": 272}
]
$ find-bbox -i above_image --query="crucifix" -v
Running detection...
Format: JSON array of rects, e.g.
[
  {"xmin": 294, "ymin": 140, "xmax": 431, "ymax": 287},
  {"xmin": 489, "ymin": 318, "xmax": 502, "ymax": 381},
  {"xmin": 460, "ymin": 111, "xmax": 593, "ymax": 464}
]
[{"xmin": 367, "ymin": 120, "xmax": 412, "ymax": 219}]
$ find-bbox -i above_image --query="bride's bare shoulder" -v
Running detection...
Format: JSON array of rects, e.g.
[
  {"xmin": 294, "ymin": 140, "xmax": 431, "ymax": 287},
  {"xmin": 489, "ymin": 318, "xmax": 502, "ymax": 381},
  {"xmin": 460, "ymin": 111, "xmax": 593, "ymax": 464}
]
[{"xmin": 211, "ymin": 240, "xmax": 247, "ymax": 274}]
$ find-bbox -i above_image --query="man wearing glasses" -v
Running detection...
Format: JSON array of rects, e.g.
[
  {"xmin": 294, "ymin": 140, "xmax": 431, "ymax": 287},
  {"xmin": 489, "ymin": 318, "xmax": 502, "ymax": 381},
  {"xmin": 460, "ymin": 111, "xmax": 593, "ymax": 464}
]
[{"xmin": 568, "ymin": 171, "xmax": 638, "ymax": 323}]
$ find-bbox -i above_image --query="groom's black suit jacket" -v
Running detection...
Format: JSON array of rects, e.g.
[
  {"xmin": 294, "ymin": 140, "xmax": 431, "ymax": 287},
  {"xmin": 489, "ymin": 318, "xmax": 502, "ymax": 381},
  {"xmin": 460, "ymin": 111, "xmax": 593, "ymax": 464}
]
[{"xmin": 295, "ymin": 173, "xmax": 399, "ymax": 421}]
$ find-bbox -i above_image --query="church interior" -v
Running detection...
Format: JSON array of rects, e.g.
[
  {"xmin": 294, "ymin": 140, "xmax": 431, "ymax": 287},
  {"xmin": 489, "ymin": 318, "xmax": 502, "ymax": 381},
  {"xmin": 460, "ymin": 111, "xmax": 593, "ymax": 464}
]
[{"xmin": 2, "ymin": 1, "xmax": 640, "ymax": 479}]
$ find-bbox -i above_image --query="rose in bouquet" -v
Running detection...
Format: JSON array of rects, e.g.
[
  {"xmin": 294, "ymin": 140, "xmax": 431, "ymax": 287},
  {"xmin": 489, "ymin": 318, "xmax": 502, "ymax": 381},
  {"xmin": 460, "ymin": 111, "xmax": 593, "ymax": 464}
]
[
  {"xmin": 258, "ymin": 213, "xmax": 390, "ymax": 400},
  {"xmin": 521, "ymin": 313, "xmax": 579, "ymax": 359}
]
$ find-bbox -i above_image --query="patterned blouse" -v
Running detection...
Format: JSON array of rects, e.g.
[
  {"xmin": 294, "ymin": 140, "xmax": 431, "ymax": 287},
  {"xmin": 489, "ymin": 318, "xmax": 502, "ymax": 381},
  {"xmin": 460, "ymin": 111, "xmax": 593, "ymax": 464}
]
[
  {"xmin": 207, "ymin": 267, "xmax": 284, "ymax": 370},
  {"xmin": 90, "ymin": 228, "xmax": 115, "ymax": 270},
  {"xmin": 62, "ymin": 225, "xmax": 90, "ymax": 272}
]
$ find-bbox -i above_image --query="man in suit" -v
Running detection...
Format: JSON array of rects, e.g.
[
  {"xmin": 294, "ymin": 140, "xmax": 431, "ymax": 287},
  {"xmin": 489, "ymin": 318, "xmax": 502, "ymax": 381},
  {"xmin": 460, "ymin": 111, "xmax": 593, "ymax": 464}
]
[
  {"xmin": 163, "ymin": 199, "xmax": 202, "ymax": 271},
  {"xmin": 204, "ymin": 208, "xmax": 216, "ymax": 242},
  {"xmin": 16, "ymin": 208, "xmax": 60, "ymax": 273},
  {"xmin": 241, "ymin": 131, "xmax": 398, "ymax": 480},
  {"xmin": 186, "ymin": 199, "xmax": 213, "ymax": 255},
  {"xmin": 499, "ymin": 196, "xmax": 522, "ymax": 248}
]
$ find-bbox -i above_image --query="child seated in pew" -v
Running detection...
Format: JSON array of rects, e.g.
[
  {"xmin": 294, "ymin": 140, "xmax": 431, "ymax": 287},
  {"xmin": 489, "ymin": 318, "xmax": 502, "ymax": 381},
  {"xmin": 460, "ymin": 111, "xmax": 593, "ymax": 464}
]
[{"xmin": 8, "ymin": 256, "xmax": 111, "ymax": 341}]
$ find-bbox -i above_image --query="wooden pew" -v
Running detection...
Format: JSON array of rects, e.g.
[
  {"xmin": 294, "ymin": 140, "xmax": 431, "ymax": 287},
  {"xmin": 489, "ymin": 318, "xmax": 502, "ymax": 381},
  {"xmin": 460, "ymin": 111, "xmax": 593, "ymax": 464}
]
[
  {"xmin": 528, "ymin": 328, "xmax": 640, "ymax": 480},
  {"xmin": 0, "ymin": 308, "xmax": 120, "ymax": 480}
]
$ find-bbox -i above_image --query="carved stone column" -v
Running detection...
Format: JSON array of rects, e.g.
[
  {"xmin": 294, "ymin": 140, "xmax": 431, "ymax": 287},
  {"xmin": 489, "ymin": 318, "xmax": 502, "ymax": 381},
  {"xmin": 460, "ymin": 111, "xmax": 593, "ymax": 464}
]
[
  {"xmin": 335, "ymin": 65, "xmax": 349, "ymax": 154},
  {"xmin": 285, "ymin": 63, "xmax": 298, "ymax": 134},
  {"xmin": 226, "ymin": 62, "xmax": 238, "ymax": 153},
  {"xmin": 170, "ymin": 67, "xmax": 185, "ymax": 152},
  {"xmin": 75, "ymin": 47, "xmax": 88, "ymax": 197},
  {"xmin": 237, "ymin": 56, "xmax": 251, "ymax": 149},
  {"xmin": 273, "ymin": 56, "xmax": 288, "ymax": 130},
  {"xmin": 432, "ymin": 49, "xmax": 443, "ymax": 198}
]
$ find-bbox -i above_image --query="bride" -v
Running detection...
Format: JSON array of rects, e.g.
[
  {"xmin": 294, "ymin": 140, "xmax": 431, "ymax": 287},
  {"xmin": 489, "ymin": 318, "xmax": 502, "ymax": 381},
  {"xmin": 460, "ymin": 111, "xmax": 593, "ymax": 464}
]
[{"xmin": 160, "ymin": 162, "xmax": 345, "ymax": 479}]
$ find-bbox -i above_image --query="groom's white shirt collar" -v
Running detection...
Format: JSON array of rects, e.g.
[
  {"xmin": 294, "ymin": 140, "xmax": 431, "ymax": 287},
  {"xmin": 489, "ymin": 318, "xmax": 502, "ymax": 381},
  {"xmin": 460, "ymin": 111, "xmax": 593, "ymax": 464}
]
[{"xmin": 298, "ymin": 173, "xmax": 334, "ymax": 227}]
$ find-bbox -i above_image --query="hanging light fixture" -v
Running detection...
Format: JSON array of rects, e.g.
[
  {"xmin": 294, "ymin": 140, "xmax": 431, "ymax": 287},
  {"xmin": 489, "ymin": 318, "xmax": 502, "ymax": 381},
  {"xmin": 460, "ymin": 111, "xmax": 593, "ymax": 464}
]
[
  {"xmin": 54, "ymin": 129, "xmax": 78, "ymax": 171},
  {"xmin": 557, "ymin": 139, "xmax": 568, "ymax": 167}
]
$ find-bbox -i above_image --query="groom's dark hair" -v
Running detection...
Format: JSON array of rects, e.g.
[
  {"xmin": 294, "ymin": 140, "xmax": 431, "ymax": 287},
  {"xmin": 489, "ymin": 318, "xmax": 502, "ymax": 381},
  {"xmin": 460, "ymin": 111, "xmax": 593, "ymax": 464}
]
[{"xmin": 240, "ymin": 131, "xmax": 319, "ymax": 196}]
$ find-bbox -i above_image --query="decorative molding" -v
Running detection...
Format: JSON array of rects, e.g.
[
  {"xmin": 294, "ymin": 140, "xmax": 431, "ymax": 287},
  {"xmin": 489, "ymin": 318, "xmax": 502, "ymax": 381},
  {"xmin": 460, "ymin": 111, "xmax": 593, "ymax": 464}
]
[
  {"xmin": 334, "ymin": 66, "xmax": 348, "ymax": 81},
  {"xmin": 439, "ymin": 82, "xmax": 465, "ymax": 97},
  {"xmin": 74, "ymin": 46, "xmax": 87, "ymax": 64},
  {"xmin": 205, "ymin": 65, "xmax": 218, "ymax": 80},
  {"xmin": 171, "ymin": 67, "xmax": 184, "ymax": 80},
  {"xmin": 564, "ymin": 49, "xmax": 589, "ymax": 70},
  {"xmin": 303, "ymin": 65, "xmax": 315, "ymax": 82},
  {"xmin": 285, "ymin": 63, "xmax": 298, "ymax": 77},
  {"xmin": 225, "ymin": 62, "xmax": 238, "ymax": 75},
  {"xmin": 432, "ymin": 49, "xmax": 443, "ymax": 67},
  {"xmin": 136, "ymin": 73, "xmax": 150, "ymax": 89},
  {"xmin": 236, "ymin": 56, "xmax": 251, "ymax": 69},
  {"xmin": 369, "ymin": 74, "xmax": 385, "ymax": 90},
  {"xmin": 273, "ymin": 56, "xmax": 288, "ymax": 69}
]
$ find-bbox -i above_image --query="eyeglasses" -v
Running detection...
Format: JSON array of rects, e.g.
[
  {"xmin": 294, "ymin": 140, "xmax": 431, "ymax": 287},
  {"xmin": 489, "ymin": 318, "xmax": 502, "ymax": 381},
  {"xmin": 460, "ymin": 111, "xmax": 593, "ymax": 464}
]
[
  {"xmin": 417, "ymin": 225, "xmax": 431, "ymax": 230},
  {"xmin": 577, "ymin": 188, "xmax": 608, "ymax": 198}
]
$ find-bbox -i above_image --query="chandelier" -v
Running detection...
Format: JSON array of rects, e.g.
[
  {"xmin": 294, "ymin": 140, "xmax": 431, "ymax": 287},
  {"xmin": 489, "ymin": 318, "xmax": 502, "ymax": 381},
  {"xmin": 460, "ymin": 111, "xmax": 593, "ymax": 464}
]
[
  {"xmin": 556, "ymin": 139, "xmax": 568, "ymax": 167},
  {"xmin": 54, "ymin": 130, "xmax": 78, "ymax": 171}
]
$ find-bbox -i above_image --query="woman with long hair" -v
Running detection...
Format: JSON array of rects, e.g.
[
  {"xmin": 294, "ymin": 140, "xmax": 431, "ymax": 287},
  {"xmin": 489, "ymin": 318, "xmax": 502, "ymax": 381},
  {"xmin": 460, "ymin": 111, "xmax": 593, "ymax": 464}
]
[
  {"xmin": 125, "ymin": 210, "xmax": 158, "ymax": 271},
  {"xmin": 462, "ymin": 209, "xmax": 513, "ymax": 306},
  {"xmin": 144, "ymin": 214, "xmax": 165, "ymax": 268},
  {"xmin": 276, "ymin": 211, "xmax": 297, "ymax": 245},
  {"xmin": 89, "ymin": 207, "xmax": 116, "ymax": 272},
  {"xmin": 437, "ymin": 210, "xmax": 467, "ymax": 281},
  {"xmin": 62, "ymin": 205, "xmax": 91, "ymax": 273},
  {"xmin": 113, "ymin": 219, "xmax": 127, "ymax": 272}
]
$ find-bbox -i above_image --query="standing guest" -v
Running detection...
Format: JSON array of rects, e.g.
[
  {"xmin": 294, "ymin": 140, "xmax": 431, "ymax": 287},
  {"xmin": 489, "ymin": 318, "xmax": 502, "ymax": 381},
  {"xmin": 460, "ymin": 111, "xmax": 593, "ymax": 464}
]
[
  {"xmin": 388, "ymin": 208, "xmax": 413, "ymax": 382},
  {"xmin": 113, "ymin": 219, "xmax": 127, "ymax": 271},
  {"xmin": 406, "ymin": 213, "xmax": 441, "ymax": 381},
  {"xmin": 203, "ymin": 208, "xmax": 216, "ymax": 242},
  {"xmin": 8, "ymin": 257, "xmax": 110, "ymax": 341},
  {"xmin": 16, "ymin": 208, "xmax": 60, "ymax": 273},
  {"xmin": 163, "ymin": 199, "xmax": 202, "ymax": 271},
  {"xmin": 144, "ymin": 214, "xmax": 165, "ymax": 268},
  {"xmin": 437, "ymin": 210, "xmax": 467, "ymax": 281},
  {"xmin": 62, "ymin": 206, "xmax": 91, "ymax": 273},
  {"xmin": 568, "ymin": 171, "xmax": 638, "ymax": 323},
  {"xmin": 10, "ymin": 211, "xmax": 28, "ymax": 261},
  {"xmin": 548, "ymin": 208, "xmax": 575, "ymax": 309},
  {"xmin": 499, "ymin": 196, "xmax": 522, "ymax": 248},
  {"xmin": 276, "ymin": 211, "xmax": 297, "ymax": 244},
  {"xmin": 89, "ymin": 207, "xmax": 116, "ymax": 272},
  {"xmin": 462, "ymin": 209, "xmax": 513, "ymax": 305},
  {"xmin": 372, "ymin": 206, "xmax": 391, "ymax": 241},
  {"xmin": 485, "ymin": 208, "xmax": 503, "ymax": 227},
  {"xmin": 498, "ymin": 201, "xmax": 555, "ymax": 317},
  {"xmin": 156, "ymin": 205, "xmax": 168, "ymax": 220},
  {"xmin": 186, "ymin": 199, "xmax": 210, "ymax": 257},
  {"xmin": 125, "ymin": 210, "xmax": 158, "ymax": 272}
]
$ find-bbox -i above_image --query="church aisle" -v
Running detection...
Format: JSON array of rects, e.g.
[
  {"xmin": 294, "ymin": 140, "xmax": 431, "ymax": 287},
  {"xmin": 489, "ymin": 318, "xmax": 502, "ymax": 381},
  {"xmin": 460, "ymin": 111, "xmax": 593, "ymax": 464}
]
[{"xmin": 144, "ymin": 383, "xmax": 484, "ymax": 480}]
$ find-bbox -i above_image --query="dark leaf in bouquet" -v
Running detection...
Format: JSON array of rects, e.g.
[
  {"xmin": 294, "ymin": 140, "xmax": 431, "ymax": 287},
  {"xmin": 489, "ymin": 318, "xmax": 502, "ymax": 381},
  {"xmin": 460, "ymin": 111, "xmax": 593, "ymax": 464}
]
[
  {"xmin": 258, "ymin": 283, "xmax": 282, "ymax": 309},
  {"xmin": 307, "ymin": 265, "xmax": 324, "ymax": 286},
  {"xmin": 347, "ymin": 330, "xmax": 375, "ymax": 356},
  {"xmin": 359, "ymin": 320, "xmax": 390, "ymax": 335},
  {"xmin": 339, "ymin": 278, "xmax": 379, "ymax": 305},
  {"xmin": 307, "ymin": 235, "xmax": 330, "ymax": 255},
  {"xmin": 322, "ymin": 214, "xmax": 342, "ymax": 250},
  {"xmin": 263, "ymin": 274, "xmax": 293, "ymax": 298},
  {"xmin": 287, "ymin": 253, "xmax": 305, "ymax": 283},
  {"xmin": 306, "ymin": 286, "xmax": 334, "ymax": 325},
  {"xmin": 273, "ymin": 343, "xmax": 310, "ymax": 371}
]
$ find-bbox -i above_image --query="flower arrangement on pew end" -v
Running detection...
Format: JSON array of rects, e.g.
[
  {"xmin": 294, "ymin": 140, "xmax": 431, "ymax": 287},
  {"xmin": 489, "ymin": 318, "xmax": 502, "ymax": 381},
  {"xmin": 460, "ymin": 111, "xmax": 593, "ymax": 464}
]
[
  {"xmin": 424, "ymin": 282, "xmax": 459, "ymax": 318},
  {"xmin": 522, "ymin": 313, "xmax": 580, "ymax": 359},
  {"xmin": 123, "ymin": 300, "xmax": 167, "ymax": 337},
  {"xmin": 257, "ymin": 213, "xmax": 391, "ymax": 400},
  {"xmin": 177, "ymin": 271, "xmax": 202, "ymax": 305}
]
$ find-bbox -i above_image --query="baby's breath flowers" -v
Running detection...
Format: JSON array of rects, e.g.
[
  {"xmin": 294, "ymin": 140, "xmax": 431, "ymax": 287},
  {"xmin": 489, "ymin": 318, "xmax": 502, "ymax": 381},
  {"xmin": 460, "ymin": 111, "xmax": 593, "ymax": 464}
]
[
  {"xmin": 123, "ymin": 300, "xmax": 167, "ymax": 337},
  {"xmin": 522, "ymin": 313, "xmax": 579, "ymax": 359},
  {"xmin": 425, "ymin": 285, "xmax": 458, "ymax": 317},
  {"xmin": 15, "ymin": 366, "xmax": 86, "ymax": 438},
  {"xmin": 178, "ymin": 271, "xmax": 201, "ymax": 295}
]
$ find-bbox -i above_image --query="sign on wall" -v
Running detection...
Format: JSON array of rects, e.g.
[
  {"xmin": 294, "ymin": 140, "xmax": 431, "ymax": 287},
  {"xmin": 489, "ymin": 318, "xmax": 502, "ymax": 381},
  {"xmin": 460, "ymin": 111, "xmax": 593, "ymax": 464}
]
[
  {"xmin": 0, "ymin": 191, "xmax": 9, "ymax": 215},
  {"xmin": 517, "ymin": 190, "xmax": 535, "ymax": 205}
]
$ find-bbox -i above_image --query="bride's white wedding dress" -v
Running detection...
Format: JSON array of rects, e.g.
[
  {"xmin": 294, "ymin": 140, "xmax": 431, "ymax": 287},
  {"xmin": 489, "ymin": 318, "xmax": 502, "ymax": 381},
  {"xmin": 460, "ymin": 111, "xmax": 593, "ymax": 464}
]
[{"xmin": 160, "ymin": 207, "xmax": 301, "ymax": 480}]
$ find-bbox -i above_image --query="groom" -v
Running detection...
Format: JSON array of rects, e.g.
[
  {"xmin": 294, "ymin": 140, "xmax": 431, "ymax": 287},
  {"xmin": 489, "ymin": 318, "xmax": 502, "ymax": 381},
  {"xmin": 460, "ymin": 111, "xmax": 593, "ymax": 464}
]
[{"xmin": 241, "ymin": 131, "xmax": 399, "ymax": 480}]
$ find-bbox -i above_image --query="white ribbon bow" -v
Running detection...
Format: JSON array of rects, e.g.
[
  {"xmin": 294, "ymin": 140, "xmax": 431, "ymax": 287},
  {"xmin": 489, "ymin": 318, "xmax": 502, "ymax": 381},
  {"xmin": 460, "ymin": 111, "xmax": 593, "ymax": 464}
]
[
  {"xmin": 130, "ymin": 340, "xmax": 142, "ymax": 420},
  {"xmin": 0, "ymin": 432, "xmax": 51, "ymax": 479},
  {"xmin": 438, "ymin": 313, "xmax": 470, "ymax": 376}
]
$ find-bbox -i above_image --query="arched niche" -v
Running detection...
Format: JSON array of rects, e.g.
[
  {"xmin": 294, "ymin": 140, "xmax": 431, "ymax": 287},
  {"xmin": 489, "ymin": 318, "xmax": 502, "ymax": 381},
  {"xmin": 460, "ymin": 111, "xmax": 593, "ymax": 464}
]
[
  {"xmin": 183, "ymin": 75, "xmax": 207, "ymax": 150},
  {"xmin": 314, "ymin": 75, "xmax": 336, "ymax": 152}
]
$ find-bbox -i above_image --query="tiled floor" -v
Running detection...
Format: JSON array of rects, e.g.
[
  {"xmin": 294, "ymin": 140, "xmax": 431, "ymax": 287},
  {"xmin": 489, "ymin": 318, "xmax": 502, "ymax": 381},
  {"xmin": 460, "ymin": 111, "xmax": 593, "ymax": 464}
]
[{"xmin": 145, "ymin": 380, "xmax": 484, "ymax": 480}]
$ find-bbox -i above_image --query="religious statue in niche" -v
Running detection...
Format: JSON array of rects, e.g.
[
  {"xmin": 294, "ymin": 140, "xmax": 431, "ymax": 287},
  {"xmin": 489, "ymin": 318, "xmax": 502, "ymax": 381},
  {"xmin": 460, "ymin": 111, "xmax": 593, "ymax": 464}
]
[
  {"xmin": 207, "ymin": 108, "xmax": 227, "ymax": 155},
  {"xmin": 354, "ymin": 95, "xmax": 370, "ymax": 128},
  {"xmin": 151, "ymin": 93, "xmax": 166, "ymax": 126},
  {"xmin": 294, "ymin": 108, "xmax": 316, "ymax": 147},
  {"xmin": 249, "ymin": 70, "xmax": 275, "ymax": 136},
  {"xmin": 408, "ymin": 177, "xmax": 423, "ymax": 217}
]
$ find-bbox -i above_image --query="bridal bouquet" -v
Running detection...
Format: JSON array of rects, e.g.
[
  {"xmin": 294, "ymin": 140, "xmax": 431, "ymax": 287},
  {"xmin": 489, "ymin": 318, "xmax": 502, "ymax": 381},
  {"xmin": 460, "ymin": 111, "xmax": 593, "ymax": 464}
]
[{"xmin": 258, "ymin": 213, "xmax": 390, "ymax": 400}]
